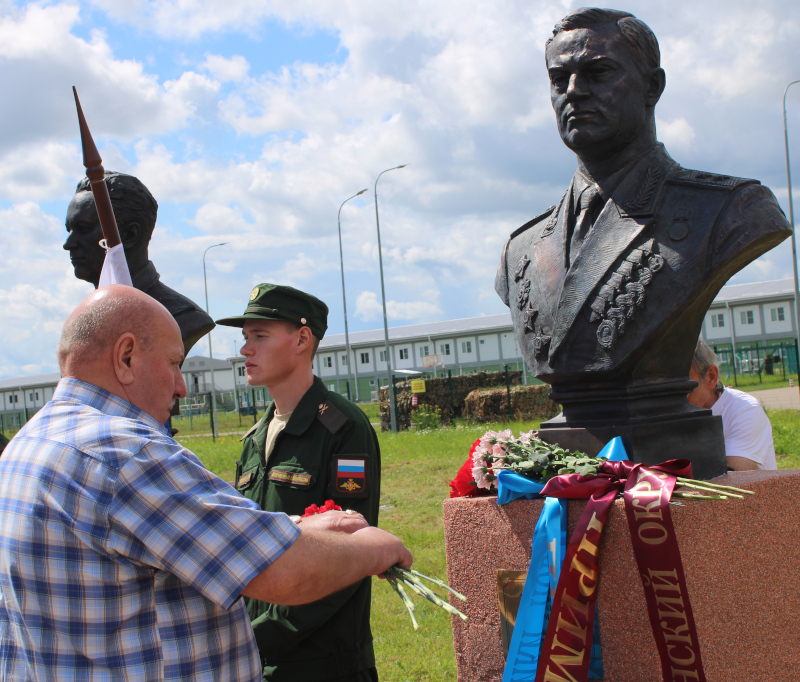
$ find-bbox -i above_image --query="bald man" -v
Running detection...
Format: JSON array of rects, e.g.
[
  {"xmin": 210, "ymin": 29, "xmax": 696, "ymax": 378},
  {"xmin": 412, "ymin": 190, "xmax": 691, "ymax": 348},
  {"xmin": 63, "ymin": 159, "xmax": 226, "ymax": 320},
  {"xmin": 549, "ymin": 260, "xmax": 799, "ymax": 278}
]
[{"xmin": 0, "ymin": 285, "xmax": 411, "ymax": 682}]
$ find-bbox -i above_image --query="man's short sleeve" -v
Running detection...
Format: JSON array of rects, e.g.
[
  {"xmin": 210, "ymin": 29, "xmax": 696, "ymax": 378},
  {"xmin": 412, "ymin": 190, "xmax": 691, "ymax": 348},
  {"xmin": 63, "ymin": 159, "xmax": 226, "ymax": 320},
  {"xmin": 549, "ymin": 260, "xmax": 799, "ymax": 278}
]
[
  {"xmin": 106, "ymin": 440, "xmax": 301, "ymax": 609},
  {"xmin": 713, "ymin": 389, "xmax": 776, "ymax": 469}
]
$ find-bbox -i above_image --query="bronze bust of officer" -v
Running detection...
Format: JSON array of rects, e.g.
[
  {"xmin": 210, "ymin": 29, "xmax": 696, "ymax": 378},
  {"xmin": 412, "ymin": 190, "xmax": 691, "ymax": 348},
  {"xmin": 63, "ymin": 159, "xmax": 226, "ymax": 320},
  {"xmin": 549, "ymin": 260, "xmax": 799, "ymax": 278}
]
[
  {"xmin": 64, "ymin": 171, "xmax": 214, "ymax": 356},
  {"xmin": 495, "ymin": 8, "xmax": 791, "ymax": 477}
]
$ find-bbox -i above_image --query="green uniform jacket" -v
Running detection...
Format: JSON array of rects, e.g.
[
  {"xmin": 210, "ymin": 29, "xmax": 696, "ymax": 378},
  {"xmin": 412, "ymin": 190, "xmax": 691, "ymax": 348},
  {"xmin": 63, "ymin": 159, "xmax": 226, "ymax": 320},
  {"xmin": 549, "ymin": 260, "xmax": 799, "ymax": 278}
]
[{"xmin": 235, "ymin": 377, "xmax": 381, "ymax": 682}]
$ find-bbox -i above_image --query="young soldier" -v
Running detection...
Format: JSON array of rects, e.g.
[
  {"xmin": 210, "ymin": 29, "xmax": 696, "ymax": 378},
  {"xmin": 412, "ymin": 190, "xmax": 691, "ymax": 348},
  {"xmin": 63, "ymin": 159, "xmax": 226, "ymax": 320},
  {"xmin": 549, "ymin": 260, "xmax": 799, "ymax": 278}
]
[{"xmin": 217, "ymin": 283, "xmax": 381, "ymax": 682}]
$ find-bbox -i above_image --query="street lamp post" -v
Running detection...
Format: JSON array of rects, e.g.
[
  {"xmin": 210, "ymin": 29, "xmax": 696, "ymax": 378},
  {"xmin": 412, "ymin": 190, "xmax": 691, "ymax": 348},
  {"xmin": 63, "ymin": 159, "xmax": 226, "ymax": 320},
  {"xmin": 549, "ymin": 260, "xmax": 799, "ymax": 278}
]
[
  {"xmin": 338, "ymin": 188, "xmax": 368, "ymax": 401},
  {"xmin": 374, "ymin": 164, "xmax": 407, "ymax": 432},
  {"xmin": 203, "ymin": 242, "xmax": 228, "ymax": 441},
  {"xmin": 783, "ymin": 81, "xmax": 800, "ymax": 370}
]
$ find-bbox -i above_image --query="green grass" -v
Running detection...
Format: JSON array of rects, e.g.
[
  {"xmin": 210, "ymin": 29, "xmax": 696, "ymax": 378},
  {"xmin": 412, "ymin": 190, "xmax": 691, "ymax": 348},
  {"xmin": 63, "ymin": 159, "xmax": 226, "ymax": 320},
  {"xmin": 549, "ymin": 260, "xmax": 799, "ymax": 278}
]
[
  {"xmin": 172, "ymin": 410, "xmax": 260, "ymax": 437},
  {"xmin": 5, "ymin": 408, "xmax": 800, "ymax": 680},
  {"xmin": 358, "ymin": 402, "xmax": 381, "ymax": 422},
  {"xmin": 767, "ymin": 409, "xmax": 800, "ymax": 468},
  {"xmin": 720, "ymin": 372, "xmax": 797, "ymax": 392}
]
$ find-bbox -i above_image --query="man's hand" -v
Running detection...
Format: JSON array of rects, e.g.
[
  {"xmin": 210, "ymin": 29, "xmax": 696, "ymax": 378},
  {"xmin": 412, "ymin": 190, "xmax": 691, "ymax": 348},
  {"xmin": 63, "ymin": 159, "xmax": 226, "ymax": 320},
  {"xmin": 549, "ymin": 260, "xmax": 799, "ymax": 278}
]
[
  {"xmin": 242, "ymin": 524, "xmax": 412, "ymax": 605},
  {"xmin": 298, "ymin": 510, "xmax": 367, "ymax": 534}
]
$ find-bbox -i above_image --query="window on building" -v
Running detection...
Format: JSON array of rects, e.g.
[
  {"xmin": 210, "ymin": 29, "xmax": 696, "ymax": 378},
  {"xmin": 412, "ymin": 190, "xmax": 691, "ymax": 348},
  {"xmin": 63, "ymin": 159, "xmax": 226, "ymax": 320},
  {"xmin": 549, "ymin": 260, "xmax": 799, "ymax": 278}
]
[
  {"xmin": 341, "ymin": 355, "xmax": 348, "ymax": 365},
  {"xmin": 480, "ymin": 339, "xmax": 485, "ymax": 344},
  {"xmin": 740, "ymin": 310, "xmax": 754, "ymax": 325},
  {"xmin": 379, "ymin": 350, "xmax": 387, "ymax": 362},
  {"xmin": 461, "ymin": 341, "xmax": 472, "ymax": 353},
  {"xmin": 29, "ymin": 393, "xmax": 33, "ymax": 402},
  {"xmin": 323, "ymin": 357, "xmax": 333, "ymax": 368},
  {"xmin": 369, "ymin": 379, "xmax": 375, "ymax": 386},
  {"xmin": 35, "ymin": 392, "xmax": 39, "ymax": 400},
  {"xmin": 399, "ymin": 348, "xmax": 409, "ymax": 360},
  {"xmin": 420, "ymin": 345, "xmax": 429, "ymax": 356},
  {"xmin": 440, "ymin": 343, "xmax": 451, "ymax": 356},
  {"xmin": 771, "ymin": 307, "xmax": 785, "ymax": 322},
  {"xmin": 711, "ymin": 313, "xmax": 724, "ymax": 328},
  {"xmin": 237, "ymin": 366, "xmax": 246, "ymax": 376},
  {"xmin": 361, "ymin": 352, "xmax": 370, "ymax": 364}
]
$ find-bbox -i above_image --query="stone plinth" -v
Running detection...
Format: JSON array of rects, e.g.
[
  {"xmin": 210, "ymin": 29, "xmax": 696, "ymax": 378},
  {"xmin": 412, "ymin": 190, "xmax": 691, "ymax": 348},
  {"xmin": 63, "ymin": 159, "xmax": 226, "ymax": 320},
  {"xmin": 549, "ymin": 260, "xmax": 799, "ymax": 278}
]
[{"xmin": 442, "ymin": 470, "xmax": 800, "ymax": 681}]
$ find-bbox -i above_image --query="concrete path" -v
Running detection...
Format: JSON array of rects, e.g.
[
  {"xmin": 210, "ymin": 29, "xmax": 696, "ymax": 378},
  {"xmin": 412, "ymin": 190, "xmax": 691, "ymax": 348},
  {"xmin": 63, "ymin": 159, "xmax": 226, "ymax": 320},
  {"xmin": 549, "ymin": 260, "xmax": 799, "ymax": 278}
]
[{"xmin": 744, "ymin": 386, "xmax": 800, "ymax": 410}]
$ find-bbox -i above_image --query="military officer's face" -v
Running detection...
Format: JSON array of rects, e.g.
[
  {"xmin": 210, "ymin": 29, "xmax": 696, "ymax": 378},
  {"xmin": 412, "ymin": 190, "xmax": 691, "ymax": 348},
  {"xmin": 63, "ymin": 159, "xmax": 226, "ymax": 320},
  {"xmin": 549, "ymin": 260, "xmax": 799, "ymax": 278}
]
[
  {"xmin": 545, "ymin": 27, "xmax": 657, "ymax": 160},
  {"xmin": 64, "ymin": 191, "xmax": 106, "ymax": 285},
  {"xmin": 240, "ymin": 319, "xmax": 303, "ymax": 387}
]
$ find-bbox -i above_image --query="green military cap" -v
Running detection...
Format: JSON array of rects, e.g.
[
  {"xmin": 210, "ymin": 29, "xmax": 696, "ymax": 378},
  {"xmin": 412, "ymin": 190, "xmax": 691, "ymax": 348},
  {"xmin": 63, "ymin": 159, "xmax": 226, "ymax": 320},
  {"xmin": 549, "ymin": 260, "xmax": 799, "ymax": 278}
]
[{"xmin": 215, "ymin": 283, "xmax": 329, "ymax": 338}]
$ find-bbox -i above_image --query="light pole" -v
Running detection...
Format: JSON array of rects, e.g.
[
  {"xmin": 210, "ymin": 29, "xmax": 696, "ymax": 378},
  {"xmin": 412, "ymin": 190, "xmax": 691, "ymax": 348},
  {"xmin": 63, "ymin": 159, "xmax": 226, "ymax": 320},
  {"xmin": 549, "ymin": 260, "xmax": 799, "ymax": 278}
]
[
  {"xmin": 338, "ymin": 188, "xmax": 368, "ymax": 401},
  {"xmin": 784, "ymin": 81, "xmax": 800, "ymax": 371},
  {"xmin": 374, "ymin": 164, "xmax": 407, "ymax": 432},
  {"xmin": 203, "ymin": 242, "xmax": 228, "ymax": 440}
]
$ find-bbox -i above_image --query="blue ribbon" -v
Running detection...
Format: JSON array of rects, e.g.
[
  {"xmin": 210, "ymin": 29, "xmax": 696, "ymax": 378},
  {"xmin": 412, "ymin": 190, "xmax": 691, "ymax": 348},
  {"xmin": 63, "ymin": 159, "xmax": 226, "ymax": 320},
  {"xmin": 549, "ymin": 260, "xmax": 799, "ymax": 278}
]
[{"xmin": 498, "ymin": 437, "xmax": 628, "ymax": 681}]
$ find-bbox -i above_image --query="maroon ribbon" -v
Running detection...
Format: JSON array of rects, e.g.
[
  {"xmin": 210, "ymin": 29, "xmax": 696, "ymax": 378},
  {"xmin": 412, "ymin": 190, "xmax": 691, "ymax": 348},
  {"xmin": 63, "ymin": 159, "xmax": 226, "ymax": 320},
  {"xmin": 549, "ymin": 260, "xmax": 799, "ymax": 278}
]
[{"xmin": 532, "ymin": 460, "xmax": 706, "ymax": 682}]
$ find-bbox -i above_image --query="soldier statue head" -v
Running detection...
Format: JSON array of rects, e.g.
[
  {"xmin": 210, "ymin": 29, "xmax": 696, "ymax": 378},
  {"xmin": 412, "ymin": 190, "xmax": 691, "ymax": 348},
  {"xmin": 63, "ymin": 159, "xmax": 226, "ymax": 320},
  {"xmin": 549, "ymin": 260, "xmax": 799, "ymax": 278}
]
[
  {"xmin": 64, "ymin": 172, "xmax": 157, "ymax": 287},
  {"xmin": 545, "ymin": 8, "xmax": 666, "ymax": 179},
  {"xmin": 63, "ymin": 171, "xmax": 214, "ymax": 356}
]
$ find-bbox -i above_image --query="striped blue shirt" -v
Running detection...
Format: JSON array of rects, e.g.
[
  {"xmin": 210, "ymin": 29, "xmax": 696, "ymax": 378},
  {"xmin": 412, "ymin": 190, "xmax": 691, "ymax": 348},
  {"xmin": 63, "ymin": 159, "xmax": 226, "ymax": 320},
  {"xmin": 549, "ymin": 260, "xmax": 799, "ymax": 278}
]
[{"xmin": 0, "ymin": 378, "xmax": 301, "ymax": 681}]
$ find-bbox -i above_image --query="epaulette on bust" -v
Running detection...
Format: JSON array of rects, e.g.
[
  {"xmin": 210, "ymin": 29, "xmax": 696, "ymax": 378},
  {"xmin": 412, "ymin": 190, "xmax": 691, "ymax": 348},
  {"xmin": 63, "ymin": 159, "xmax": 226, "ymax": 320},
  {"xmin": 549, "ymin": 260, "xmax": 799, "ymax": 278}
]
[
  {"xmin": 670, "ymin": 169, "xmax": 757, "ymax": 190},
  {"xmin": 509, "ymin": 205, "xmax": 556, "ymax": 240},
  {"xmin": 316, "ymin": 399, "xmax": 348, "ymax": 434}
]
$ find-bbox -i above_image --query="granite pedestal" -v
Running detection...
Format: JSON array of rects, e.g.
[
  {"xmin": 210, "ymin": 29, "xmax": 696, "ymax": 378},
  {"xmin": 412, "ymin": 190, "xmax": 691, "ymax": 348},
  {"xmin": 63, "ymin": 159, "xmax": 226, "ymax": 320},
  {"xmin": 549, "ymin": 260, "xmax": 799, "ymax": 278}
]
[{"xmin": 442, "ymin": 470, "xmax": 800, "ymax": 681}]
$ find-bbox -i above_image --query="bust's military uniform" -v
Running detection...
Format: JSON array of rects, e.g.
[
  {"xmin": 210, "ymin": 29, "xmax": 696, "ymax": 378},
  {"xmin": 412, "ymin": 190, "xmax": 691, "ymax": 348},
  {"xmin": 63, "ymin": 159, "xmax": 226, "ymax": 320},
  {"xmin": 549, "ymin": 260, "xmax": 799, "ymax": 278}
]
[
  {"xmin": 132, "ymin": 260, "xmax": 215, "ymax": 356},
  {"xmin": 496, "ymin": 143, "xmax": 792, "ymax": 387},
  {"xmin": 217, "ymin": 284, "xmax": 381, "ymax": 682}
]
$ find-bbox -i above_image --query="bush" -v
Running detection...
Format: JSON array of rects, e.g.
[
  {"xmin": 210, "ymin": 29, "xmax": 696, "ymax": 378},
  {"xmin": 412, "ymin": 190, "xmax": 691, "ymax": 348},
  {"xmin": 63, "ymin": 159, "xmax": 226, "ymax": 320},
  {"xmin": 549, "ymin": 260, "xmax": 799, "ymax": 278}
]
[{"xmin": 411, "ymin": 404, "xmax": 441, "ymax": 430}]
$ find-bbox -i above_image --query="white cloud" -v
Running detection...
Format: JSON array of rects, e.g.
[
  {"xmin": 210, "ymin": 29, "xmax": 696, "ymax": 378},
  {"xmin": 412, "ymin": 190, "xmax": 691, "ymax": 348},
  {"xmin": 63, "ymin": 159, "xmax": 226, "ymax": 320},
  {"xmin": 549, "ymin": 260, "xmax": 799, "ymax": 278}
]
[
  {"xmin": 656, "ymin": 117, "xmax": 696, "ymax": 153},
  {"xmin": 202, "ymin": 54, "xmax": 250, "ymax": 83},
  {"xmin": 3, "ymin": 0, "xmax": 800, "ymax": 378},
  {"xmin": 355, "ymin": 290, "xmax": 442, "ymax": 321}
]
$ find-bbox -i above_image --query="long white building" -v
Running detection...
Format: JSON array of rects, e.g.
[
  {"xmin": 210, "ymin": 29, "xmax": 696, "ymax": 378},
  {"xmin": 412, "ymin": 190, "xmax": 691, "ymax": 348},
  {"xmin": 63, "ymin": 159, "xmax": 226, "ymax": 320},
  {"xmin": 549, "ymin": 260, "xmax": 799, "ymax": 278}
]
[{"xmin": 3, "ymin": 277, "xmax": 799, "ymax": 431}]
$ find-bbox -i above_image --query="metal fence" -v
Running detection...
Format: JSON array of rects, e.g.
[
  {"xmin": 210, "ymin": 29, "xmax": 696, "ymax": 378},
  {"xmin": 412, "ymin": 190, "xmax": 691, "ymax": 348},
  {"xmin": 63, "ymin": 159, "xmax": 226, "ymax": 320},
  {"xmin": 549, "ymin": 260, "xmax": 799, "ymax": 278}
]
[{"xmin": 710, "ymin": 341, "xmax": 799, "ymax": 388}]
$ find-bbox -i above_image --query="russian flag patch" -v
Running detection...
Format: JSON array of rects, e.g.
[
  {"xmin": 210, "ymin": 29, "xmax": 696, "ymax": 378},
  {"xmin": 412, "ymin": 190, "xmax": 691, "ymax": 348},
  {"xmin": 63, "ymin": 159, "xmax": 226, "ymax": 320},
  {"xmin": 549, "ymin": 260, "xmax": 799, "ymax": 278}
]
[{"xmin": 331, "ymin": 456, "xmax": 369, "ymax": 498}]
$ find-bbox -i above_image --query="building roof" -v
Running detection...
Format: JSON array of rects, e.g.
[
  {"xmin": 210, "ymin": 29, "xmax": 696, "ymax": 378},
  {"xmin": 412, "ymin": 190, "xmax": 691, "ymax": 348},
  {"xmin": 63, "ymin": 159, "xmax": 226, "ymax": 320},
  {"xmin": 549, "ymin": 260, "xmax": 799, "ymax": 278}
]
[
  {"xmin": 712, "ymin": 278, "xmax": 795, "ymax": 305},
  {"xmin": 0, "ymin": 372, "xmax": 61, "ymax": 391},
  {"xmin": 318, "ymin": 312, "xmax": 513, "ymax": 350},
  {"xmin": 182, "ymin": 355, "xmax": 231, "ymax": 372}
]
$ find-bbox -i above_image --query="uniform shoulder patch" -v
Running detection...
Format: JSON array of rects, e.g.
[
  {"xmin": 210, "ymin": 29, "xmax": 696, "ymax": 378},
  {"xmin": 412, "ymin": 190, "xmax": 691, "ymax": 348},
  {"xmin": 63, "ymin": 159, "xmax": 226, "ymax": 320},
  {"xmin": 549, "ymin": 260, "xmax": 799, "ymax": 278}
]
[
  {"xmin": 509, "ymin": 205, "xmax": 556, "ymax": 240},
  {"xmin": 316, "ymin": 400, "xmax": 348, "ymax": 434},
  {"xmin": 329, "ymin": 456, "xmax": 369, "ymax": 499}
]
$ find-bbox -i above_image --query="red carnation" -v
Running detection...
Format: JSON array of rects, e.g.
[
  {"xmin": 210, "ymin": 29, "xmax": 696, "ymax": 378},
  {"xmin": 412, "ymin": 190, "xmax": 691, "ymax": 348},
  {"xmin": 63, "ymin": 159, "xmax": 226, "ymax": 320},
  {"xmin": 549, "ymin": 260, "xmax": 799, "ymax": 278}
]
[
  {"xmin": 301, "ymin": 499, "xmax": 343, "ymax": 517},
  {"xmin": 449, "ymin": 438, "xmax": 491, "ymax": 498}
]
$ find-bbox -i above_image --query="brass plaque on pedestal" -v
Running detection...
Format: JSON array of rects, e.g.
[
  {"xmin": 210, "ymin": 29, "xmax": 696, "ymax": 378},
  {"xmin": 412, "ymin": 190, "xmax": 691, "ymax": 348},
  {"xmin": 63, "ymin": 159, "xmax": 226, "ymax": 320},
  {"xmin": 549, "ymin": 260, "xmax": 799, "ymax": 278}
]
[{"xmin": 496, "ymin": 570, "xmax": 527, "ymax": 658}]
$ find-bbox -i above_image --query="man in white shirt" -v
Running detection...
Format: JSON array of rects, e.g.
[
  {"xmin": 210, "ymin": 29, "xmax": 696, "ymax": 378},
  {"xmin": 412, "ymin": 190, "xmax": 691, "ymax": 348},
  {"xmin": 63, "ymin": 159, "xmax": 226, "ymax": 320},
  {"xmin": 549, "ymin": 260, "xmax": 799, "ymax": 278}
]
[{"xmin": 687, "ymin": 339, "xmax": 777, "ymax": 471}]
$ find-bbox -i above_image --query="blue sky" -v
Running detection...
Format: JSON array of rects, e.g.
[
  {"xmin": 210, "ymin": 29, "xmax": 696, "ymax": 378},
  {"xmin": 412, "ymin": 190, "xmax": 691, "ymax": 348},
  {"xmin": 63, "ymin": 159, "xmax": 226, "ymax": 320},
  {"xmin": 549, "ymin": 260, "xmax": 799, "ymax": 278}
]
[{"xmin": 2, "ymin": 0, "xmax": 800, "ymax": 377}]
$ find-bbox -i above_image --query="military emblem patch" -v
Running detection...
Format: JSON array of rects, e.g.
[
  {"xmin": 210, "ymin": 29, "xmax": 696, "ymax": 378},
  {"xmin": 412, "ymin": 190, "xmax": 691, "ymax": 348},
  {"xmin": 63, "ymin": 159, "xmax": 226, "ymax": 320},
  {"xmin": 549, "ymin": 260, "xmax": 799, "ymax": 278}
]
[
  {"xmin": 250, "ymin": 286, "xmax": 260, "ymax": 301},
  {"xmin": 329, "ymin": 456, "xmax": 369, "ymax": 499}
]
